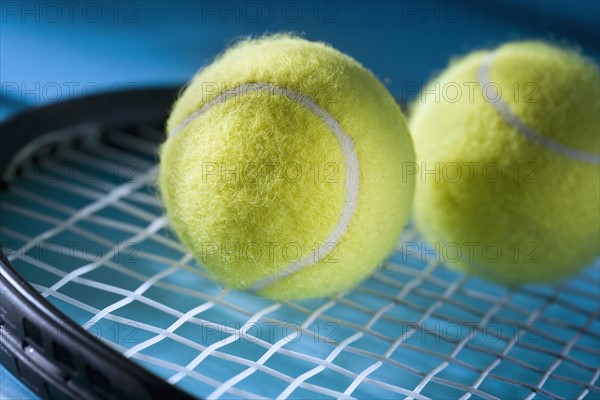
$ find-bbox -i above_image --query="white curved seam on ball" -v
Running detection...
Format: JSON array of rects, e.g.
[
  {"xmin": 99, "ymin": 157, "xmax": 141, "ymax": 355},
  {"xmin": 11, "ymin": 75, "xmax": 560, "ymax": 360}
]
[
  {"xmin": 478, "ymin": 52, "xmax": 600, "ymax": 165},
  {"xmin": 168, "ymin": 82, "xmax": 360, "ymax": 290}
]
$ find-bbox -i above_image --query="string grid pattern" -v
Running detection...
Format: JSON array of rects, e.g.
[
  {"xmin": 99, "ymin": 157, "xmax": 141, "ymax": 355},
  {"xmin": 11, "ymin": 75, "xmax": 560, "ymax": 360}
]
[{"xmin": 0, "ymin": 124, "xmax": 598, "ymax": 399}]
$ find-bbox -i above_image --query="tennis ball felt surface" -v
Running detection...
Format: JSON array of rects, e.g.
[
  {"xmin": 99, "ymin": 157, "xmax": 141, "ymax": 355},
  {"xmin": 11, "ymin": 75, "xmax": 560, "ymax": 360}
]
[
  {"xmin": 159, "ymin": 35, "xmax": 415, "ymax": 300},
  {"xmin": 410, "ymin": 41, "xmax": 600, "ymax": 284}
]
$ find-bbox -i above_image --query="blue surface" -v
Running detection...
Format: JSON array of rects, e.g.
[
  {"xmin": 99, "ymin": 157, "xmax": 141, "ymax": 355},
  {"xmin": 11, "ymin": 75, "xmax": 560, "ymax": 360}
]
[
  {"xmin": 1, "ymin": 1, "xmax": 599, "ymax": 398},
  {"xmin": 0, "ymin": 364, "xmax": 36, "ymax": 400}
]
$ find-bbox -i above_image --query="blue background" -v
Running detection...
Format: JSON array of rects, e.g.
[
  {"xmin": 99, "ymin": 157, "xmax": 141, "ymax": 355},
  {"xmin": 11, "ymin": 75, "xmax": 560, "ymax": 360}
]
[
  {"xmin": 1, "ymin": 1, "xmax": 599, "ymax": 398},
  {"xmin": 2, "ymin": 0, "xmax": 600, "ymax": 121}
]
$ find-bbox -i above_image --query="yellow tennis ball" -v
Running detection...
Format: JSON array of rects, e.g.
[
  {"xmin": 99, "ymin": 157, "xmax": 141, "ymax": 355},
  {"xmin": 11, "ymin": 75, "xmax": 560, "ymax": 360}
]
[
  {"xmin": 159, "ymin": 35, "xmax": 415, "ymax": 300},
  {"xmin": 410, "ymin": 41, "xmax": 600, "ymax": 284}
]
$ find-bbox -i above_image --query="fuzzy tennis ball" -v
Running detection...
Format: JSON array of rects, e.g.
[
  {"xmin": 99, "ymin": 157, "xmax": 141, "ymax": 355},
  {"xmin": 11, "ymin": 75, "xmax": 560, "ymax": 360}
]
[
  {"xmin": 410, "ymin": 41, "xmax": 600, "ymax": 284},
  {"xmin": 159, "ymin": 35, "xmax": 415, "ymax": 300}
]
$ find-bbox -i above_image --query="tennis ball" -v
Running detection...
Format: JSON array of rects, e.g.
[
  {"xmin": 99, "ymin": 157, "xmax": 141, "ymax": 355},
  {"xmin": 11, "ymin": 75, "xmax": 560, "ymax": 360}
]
[
  {"xmin": 410, "ymin": 41, "xmax": 600, "ymax": 284},
  {"xmin": 159, "ymin": 35, "xmax": 415, "ymax": 300}
]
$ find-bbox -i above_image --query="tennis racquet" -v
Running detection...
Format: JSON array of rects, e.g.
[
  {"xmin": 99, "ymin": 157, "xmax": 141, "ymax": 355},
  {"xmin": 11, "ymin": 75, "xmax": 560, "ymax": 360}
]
[{"xmin": 1, "ymin": 87, "xmax": 598, "ymax": 399}]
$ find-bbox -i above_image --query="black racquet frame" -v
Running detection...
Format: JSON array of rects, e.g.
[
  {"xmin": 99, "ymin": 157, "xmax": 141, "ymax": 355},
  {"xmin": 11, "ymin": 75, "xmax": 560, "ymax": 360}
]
[{"xmin": 0, "ymin": 87, "xmax": 197, "ymax": 400}]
